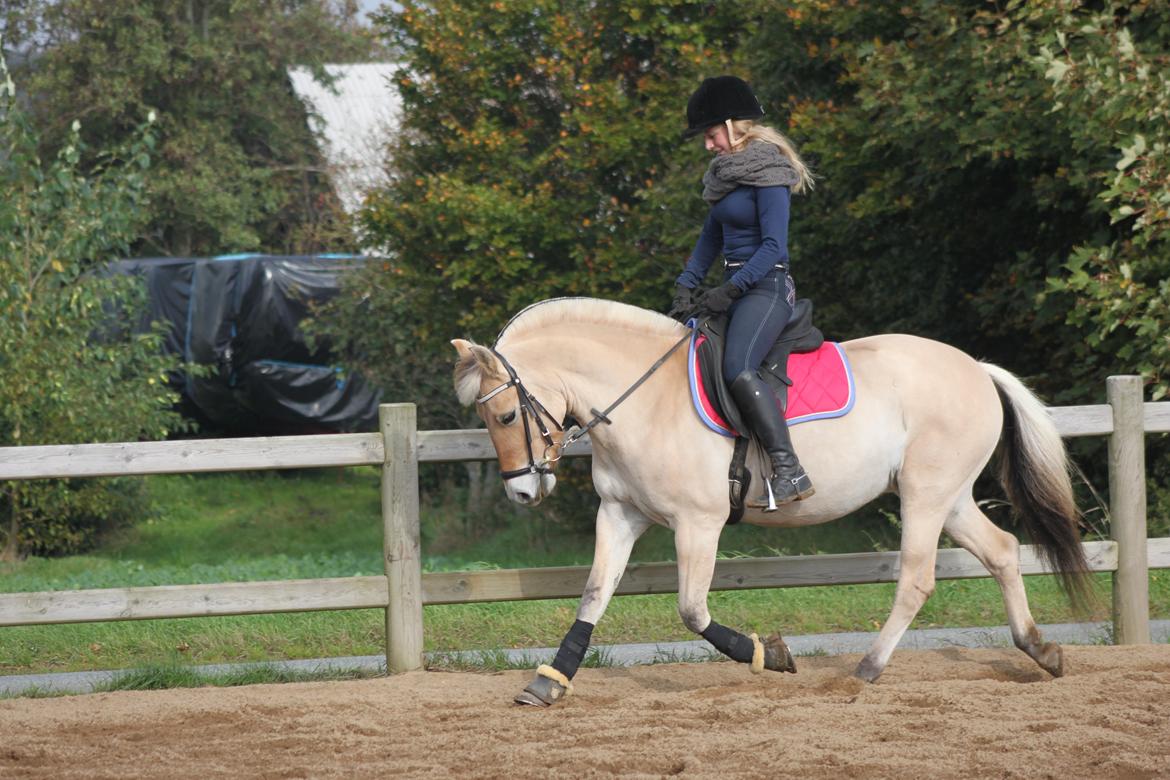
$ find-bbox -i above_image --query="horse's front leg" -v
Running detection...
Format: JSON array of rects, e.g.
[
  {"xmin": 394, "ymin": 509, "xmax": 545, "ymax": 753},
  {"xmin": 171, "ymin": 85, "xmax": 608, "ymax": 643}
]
[
  {"xmin": 675, "ymin": 521, "xmax": 797, "ymax": 675},
  {"xmin": 514, "ymin": 499, "xmax": 651, "ymax": 707}
]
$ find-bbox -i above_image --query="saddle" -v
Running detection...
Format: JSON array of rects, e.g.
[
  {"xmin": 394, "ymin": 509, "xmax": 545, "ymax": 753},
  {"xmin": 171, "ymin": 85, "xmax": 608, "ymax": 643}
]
[{"xmin": 694, "ymin": 298, "xmax": 825, "ymax": 435}]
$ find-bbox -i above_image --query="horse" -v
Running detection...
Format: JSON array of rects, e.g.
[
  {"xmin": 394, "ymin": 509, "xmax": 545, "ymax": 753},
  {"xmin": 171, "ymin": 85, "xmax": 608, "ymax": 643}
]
[{"xmin": 451, "ymin": 297, "xmax": 1091, "ymax": 706}]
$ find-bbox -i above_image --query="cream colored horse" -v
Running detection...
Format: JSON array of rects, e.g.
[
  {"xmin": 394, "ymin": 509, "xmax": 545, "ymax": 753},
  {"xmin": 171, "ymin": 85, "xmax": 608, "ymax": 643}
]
[{"xmin": 452, "ymin": 298, "xmax": 1089, "ymax": 705}]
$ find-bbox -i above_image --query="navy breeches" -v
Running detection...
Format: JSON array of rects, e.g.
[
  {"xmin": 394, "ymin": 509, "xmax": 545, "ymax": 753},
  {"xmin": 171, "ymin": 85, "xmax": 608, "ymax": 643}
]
[{"xmin": 721, "ymin": 269, "xmax": 795, "ymax": 385}]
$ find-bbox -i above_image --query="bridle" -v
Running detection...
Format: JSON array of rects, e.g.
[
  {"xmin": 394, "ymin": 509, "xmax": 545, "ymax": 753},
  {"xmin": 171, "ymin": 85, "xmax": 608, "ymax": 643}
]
[
  {"xmin": 475, "ymin": 348, "xmax": 564, "ymax": 480},
  {"xmin": 475, "ymin": 330, "xmax": 691, "ymax": 481}
]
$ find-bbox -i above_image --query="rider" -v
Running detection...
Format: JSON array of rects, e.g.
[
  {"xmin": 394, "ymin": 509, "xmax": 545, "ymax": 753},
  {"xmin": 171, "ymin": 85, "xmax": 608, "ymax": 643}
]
[{"xmin": 669, "ymin": 75, "xmax": 816, "ymax": 507}]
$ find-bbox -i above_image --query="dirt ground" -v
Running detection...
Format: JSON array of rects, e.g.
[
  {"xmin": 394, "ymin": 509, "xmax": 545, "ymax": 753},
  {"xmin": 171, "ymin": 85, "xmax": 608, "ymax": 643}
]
[{"xmin": 2, "ymin": 644, "xmax": 1169, "ymax": 779}]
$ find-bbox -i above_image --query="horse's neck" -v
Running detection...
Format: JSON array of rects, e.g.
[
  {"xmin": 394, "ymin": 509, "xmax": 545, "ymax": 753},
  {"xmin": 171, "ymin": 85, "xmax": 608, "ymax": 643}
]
[{"xmin": 506, "ymin": 325, "xmax": 687, "ymax": 446}]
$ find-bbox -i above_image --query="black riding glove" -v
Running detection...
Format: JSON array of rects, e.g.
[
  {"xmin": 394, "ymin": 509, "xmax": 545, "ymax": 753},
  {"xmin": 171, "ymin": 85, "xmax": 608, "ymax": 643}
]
[
  {"xmin": 667, "ymin": 284, "xmax": 696, "ymax": 322},
  {"xmin": 696, "ymin": 281, "xmax": 744, "ymax": 315}
]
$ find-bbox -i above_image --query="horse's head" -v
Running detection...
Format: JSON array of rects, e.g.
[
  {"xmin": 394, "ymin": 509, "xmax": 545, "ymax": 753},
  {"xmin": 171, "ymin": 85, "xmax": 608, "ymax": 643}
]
[{"xmin": 451, "ymin": 338, "xmax": 569, "ymax": 506}]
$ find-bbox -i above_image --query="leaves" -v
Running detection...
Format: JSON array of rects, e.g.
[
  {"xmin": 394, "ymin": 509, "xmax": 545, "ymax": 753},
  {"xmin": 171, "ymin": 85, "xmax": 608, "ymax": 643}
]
[
  {"xmin": 4, "ymin": 0, "xmax": 375, "ymax": 256},
  {"xmin": 319, "ymin": 0, "xmax": 749, "ymax": 428},
  {"xmin": 0, "ymin": 54, "xmax": 186, "ymax": 557}
]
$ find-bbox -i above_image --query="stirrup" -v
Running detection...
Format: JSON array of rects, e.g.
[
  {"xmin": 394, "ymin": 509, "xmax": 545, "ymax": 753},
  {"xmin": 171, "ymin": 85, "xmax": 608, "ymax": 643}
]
[{"xmin": 759, "ymin": 471, "xmax": 815, "ymax": 511}]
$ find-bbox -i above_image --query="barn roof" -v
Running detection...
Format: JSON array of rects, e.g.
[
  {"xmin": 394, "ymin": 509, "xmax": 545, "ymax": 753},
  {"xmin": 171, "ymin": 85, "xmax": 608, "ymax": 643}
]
[{"xmin": 288, "ymin": 63, "xmax": 401, "ymax": 217}]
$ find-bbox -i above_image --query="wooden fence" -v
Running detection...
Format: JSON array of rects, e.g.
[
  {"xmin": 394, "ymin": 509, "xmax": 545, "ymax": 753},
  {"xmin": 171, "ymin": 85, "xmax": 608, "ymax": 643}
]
[{"xmin": 2, "ymin": 375, "xmax": 1169, "ymax": 673}]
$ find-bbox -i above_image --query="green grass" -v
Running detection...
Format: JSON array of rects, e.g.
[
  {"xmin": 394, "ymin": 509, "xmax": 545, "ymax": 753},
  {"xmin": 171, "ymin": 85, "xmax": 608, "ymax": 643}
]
[
  {"xmin": 0, "ymin": 663, "xmax": 385, "ymax": 700},
  {"xmin": 95, "ymin": 662, "xmax": 384, "ymax": 692},
  {"xmin": 1, "ymin": 469, "xmax": 1167, "ymax": 680}
]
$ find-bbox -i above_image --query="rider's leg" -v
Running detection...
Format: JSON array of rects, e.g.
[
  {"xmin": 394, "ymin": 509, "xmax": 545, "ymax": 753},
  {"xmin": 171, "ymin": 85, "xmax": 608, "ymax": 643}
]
[
  {"xmin": 722, "ymin": 270, "xmax": 812, "ymax": 507},
  {"xmin": 731, "ymin": 370, "xmax": 814, "ymax": 506}
]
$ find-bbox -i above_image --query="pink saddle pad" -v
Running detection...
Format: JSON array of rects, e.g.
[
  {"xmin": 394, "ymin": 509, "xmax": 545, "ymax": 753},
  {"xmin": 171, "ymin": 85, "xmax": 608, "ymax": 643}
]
[{"xmin": 688, "ymin": 337, "xmax": 855, "ymax": 437}]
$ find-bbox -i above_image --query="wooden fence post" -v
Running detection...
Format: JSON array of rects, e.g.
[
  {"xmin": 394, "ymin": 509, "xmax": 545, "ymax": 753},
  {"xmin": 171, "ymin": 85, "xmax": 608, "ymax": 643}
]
[
  {"xmin": 380, "ymin": 403, "xmax": 424, "ymax": 672},
  {"xmin": 1106, "ymin": 375, "xmax": 1150, "ymax": 644}
]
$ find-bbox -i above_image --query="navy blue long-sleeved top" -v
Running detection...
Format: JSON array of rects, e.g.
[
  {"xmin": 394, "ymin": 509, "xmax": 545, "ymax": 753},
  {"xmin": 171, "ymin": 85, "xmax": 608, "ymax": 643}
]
[{"xmin": 676, "ymin": 185, "xmax": 791, "ymax": 291}]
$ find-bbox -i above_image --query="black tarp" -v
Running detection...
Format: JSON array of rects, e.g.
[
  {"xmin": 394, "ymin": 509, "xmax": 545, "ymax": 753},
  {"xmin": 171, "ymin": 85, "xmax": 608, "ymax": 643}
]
[{"xmin": 111, "ymin": 254, "xmax": 380, "ymax": 434}]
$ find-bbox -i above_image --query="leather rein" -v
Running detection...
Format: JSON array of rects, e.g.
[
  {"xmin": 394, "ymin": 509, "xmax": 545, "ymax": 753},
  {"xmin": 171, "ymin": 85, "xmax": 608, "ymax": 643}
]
[{"xmin": 475, "ymin": 331, "xmax": 691, "ymax": 480}]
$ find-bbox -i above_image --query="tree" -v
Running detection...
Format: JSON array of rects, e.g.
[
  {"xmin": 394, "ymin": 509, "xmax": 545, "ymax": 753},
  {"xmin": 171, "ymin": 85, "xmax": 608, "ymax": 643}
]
[
  {"xmin": 0, "ymin": 54, "xmax": 184, "ymax": 559},
  {"xmin": 746, "ymin": 0, "xmax": 1170, "ymax": 402},
  {"xmin": 325, "ymin": 0, "xmax": 751, "ymax": 429},
  {"xmin": 1036, "ymin": 3, "xmax": 1170, "ymax": 399},
  {"xmin": 3, "ymin": 0, "xmax": 376, "ymax": 256}
]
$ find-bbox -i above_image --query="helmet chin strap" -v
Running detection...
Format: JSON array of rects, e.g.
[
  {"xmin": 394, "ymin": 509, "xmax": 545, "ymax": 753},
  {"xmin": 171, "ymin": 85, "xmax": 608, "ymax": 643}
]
[{"xmin": 725, "ymin": 119, "xmax": 742, "ymax": 148}]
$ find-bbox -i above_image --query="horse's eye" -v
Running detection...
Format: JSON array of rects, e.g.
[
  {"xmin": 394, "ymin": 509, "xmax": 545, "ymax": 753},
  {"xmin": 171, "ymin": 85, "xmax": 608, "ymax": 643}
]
[{"xmin": 497, "ymin": 409, "xmax": 517, "ymax": 425}]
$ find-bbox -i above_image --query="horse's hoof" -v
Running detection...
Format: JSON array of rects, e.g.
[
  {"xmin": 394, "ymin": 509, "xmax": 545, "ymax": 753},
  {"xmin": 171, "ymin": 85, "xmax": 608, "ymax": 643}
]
[
  {"xmin": 513, "ymin": 674, "xmax": 567, "ymax": 707},
  {"xmin": 854, "ymin": 656, "xmax": 883, "ymax": 683},
  {"xmin": 1035, "ymin": 642, "xmax": 1064, "ymax": 678},
  {"xmin": 514, "ymin": 690, "xmax": 550, "ymax": 707},
  {"xmin": 763, "ymin": 634, "xmax": 797, "ymax": 673}
]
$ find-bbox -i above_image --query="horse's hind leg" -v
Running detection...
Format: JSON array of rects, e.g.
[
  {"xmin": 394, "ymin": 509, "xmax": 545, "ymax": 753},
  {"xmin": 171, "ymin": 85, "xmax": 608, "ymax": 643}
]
[
  {"xmin": 854, "ymin": 495, "xmax": 947, "ymax": 682},
  {"xmin": 944, "ymin": 497, "xmax": 1063, "ymax": 677}
]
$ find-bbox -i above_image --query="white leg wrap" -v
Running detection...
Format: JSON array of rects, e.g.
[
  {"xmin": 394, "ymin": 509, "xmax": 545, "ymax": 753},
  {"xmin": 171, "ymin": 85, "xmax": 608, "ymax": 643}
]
[
  {"xmin": 749, "ymin": 633, "xmax": 765, "ymax": 674},
  {"xmin": 536, "ymin": 664, "xmax": 573, "ymax": 695}
]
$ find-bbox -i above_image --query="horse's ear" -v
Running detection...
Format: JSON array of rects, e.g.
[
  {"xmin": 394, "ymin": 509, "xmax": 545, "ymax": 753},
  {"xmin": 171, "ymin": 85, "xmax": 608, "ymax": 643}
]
[{"xmin": 451, "ymin": 339, "xmax": 502, "ymax": 406}]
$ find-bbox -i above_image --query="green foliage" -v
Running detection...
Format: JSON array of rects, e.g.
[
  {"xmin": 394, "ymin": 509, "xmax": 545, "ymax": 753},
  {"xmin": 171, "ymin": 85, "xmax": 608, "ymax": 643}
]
[
  {"xmin": 742, "ymin": 3, "xmax": 1067, "ymax": 389},
  {"xmin": 4, "ymin": 0, "xmax": 375, "ymax": 255},
  {"xmin": 0, "ymin": 54, "xmax": 184, "ymax": 558},
  {"xmin": 94, "ymin": 663, "xmax": 383, "ymax": 693},
  {"xmin": 1036, "ymin": 4, "xmax": 1170, "ymax": 399},
  {"xmin": 324, "ymin": 0, "xmax": 751, "ymax": 428},
  {"xmin": 743, "ymin": 0, "xmax": 1169, "ymax": 403}
]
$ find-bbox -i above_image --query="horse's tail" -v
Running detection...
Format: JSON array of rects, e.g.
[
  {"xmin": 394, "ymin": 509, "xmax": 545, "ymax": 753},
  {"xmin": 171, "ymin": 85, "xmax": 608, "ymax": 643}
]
[{"xmin": 982, "ymin": 363, "xmax": 1093, "ymax": 609}]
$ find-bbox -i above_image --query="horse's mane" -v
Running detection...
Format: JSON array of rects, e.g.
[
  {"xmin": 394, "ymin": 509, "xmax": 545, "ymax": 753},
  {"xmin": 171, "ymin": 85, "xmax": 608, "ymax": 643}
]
[{"xmin": 496, "ymin": 297, "xmax": 680, "ymax": 346}]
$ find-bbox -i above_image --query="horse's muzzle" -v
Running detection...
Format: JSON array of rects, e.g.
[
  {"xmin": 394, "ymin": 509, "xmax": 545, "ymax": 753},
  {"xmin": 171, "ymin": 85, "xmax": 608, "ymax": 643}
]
[{"xmin": 504, "ymin": 472, "xmax": 557, "ymax": 506}]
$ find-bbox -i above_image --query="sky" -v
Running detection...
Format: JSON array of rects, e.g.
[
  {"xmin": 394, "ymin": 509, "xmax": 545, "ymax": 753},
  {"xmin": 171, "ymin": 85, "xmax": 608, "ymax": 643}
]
[{"xmin": 356, "ymin": 0, "xmax": 397, "ymax": 25}]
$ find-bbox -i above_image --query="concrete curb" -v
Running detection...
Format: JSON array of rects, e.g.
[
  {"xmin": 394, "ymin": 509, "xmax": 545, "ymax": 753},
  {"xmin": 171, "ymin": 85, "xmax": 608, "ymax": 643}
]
[{"xmin": 3, "ymin": 620, "xmax": 1167, "ymax": 698}]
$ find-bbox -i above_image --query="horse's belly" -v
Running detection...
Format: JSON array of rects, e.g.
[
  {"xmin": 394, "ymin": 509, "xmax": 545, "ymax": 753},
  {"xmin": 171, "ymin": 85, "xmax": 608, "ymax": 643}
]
[{"xmin": 743, "ymin": 345, "xmax": 907, "ymax": 527}]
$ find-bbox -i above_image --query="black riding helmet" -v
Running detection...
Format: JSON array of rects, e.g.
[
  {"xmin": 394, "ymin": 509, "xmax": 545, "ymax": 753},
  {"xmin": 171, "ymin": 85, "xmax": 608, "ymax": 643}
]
[{"xmin": 683, "ymin": 75, "xmax": 765, "ymax": 138}]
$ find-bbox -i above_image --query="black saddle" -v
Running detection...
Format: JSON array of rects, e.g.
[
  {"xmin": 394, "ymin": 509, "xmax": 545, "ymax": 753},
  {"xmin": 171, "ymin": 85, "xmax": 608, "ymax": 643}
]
[{"xmin": 694, "ymin": 298, "xmax": 824, "ymax": 436}]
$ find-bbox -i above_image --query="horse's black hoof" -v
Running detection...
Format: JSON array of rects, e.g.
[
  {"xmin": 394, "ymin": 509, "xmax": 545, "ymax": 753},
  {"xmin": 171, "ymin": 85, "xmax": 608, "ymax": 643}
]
[
  {"xmin": 514, "ymin": 689, "xmax": 550, "ymax": 707},
  {"xmin": 854, "ymin": 656, "xmax": 883, "ymax": 682},
  {"xmin": 763, "ymin": 634, "xmax": 797, "ymax": 673},
  {"xmin": 514, "ymin": 673, "xmax": 567, "ymax": 707}
]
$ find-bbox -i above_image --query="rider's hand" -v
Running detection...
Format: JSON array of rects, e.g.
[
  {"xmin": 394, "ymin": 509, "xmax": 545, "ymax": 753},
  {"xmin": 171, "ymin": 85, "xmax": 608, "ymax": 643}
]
[
  {"xmin": 667, "ymin": 284, "xmax": 695, "ymax": 322},
  {"xmin": 696, "ymin": 281, "xmax": 744, "ymax": 315}
]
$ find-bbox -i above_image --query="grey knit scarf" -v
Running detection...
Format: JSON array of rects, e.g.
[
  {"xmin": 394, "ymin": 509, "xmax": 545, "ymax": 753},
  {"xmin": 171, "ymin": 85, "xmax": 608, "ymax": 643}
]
[{"xmin": 701, "ymin": 141, "xmax": 800, "ymax": 203}]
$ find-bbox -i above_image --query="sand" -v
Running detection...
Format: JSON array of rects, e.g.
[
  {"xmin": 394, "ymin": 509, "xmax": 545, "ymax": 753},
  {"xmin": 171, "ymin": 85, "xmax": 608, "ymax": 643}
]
[{"xmin": 2, "ymin": 644, "xmax": 1169, "ymax": 779}]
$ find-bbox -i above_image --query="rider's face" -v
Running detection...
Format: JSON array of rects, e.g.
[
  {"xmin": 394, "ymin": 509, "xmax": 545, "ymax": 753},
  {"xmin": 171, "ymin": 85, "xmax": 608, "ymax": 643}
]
[{"xmin": 704, "ymin": 123, "xmax": 731, "ymax": 155}]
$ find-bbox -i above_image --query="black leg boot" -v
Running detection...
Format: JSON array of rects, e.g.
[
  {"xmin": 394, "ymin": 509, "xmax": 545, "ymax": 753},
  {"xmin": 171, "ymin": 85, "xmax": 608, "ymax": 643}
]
[{"xmin": 730, "ymin": 370, "xmax": 815, "ymax": 509}]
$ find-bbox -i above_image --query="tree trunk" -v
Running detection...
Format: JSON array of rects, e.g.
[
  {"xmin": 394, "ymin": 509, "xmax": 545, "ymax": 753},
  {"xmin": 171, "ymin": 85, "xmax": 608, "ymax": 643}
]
[
  {"xmin": 465, "ymin": 461, "xmax": 484, "ymax": 516},
  {"xmin": 0, "ymin": 487, "xmax": 20, "ymax": 563}
]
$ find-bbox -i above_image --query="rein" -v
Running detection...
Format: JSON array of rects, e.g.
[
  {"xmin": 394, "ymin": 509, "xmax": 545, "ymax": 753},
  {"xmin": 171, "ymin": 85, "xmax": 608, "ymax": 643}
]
[{"xmin": 476, "ymin": 330, "xmax": 692, "ymax": 480}]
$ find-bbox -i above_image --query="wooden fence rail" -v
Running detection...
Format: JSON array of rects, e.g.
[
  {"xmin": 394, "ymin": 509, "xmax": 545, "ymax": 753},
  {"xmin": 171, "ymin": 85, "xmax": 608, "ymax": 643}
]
[{"xmin": 1, "ymin": 376, "xmax": 1168, "ymax": 674}]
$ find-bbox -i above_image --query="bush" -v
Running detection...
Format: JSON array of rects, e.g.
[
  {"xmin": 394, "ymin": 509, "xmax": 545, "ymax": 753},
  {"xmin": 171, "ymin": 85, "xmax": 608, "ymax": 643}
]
[{"xmin": 0, "ymin": 53, "xmax": 185, "ymax": 559}]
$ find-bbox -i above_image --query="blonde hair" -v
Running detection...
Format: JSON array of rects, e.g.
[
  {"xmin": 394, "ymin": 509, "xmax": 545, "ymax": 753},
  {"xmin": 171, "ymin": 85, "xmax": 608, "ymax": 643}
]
[{"xmin": 726, "ymin": 119, "xmax": 815, "ymax": 194}]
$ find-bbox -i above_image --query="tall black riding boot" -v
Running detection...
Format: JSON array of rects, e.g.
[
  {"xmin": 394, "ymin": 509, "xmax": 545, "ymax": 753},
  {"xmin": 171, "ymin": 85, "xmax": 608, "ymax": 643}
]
[{"xmin": 730, "ymin": 370, "xmax": 815, "ymax": 509}]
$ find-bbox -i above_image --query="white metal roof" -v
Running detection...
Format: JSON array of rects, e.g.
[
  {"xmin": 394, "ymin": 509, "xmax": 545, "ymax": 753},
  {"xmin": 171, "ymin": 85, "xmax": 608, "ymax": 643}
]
[{"xmin": 288, "ymin": 63, "xmax": 401, "ymax": 217}]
